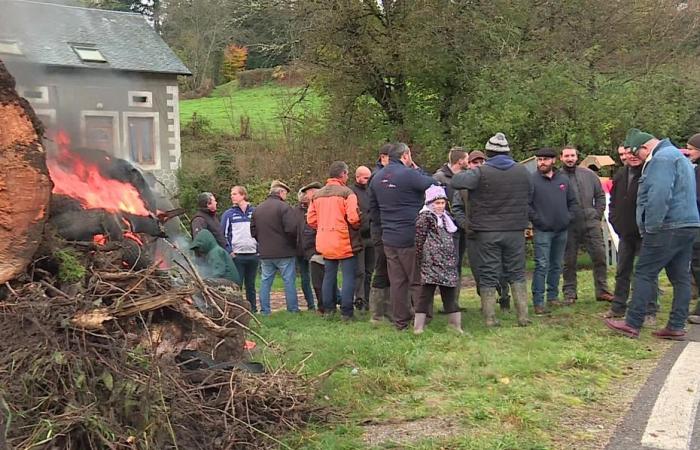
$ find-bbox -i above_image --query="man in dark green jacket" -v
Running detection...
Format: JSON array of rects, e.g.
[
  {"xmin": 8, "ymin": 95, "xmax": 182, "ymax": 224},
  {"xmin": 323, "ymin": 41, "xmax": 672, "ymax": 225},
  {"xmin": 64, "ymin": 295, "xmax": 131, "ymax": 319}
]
[{"xmin": 190, "ymin": 229, "xmax": 241, "ymax": 285}]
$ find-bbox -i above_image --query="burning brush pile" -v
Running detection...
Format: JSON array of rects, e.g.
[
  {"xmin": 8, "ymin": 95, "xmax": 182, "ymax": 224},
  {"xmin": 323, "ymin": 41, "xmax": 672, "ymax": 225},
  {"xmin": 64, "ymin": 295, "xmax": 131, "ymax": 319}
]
[{"xmin": 0, "ymin": 61, "xmax": 329, "ymax": 449}]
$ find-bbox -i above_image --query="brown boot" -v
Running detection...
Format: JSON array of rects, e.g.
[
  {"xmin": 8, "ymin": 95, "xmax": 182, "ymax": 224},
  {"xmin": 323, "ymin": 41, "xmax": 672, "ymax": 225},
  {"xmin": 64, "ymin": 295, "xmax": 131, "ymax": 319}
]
[
  {"xmin": 511, "ymin": 281, "xmax": 530, "ymax": 326},
  {"xmin": 413, "ymin": 313, "xmax": 427, "ymax": 334},
  {"xmin": 446, "ymin": 312, "xmax": 463, "ymax": 334},
  {"xmin": 369, "ymin": 287, "xmax": 386, "ymax": 324},
  {"xmin": 480, "ymin": 288, "xmax": 500, "ymax": 327}
]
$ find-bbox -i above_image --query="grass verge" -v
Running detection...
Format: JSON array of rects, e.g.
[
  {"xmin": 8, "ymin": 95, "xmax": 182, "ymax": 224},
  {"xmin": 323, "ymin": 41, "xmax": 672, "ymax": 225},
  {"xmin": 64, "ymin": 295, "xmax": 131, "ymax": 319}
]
[{"xmin": 251, "ymin": 270, "xmax": 671, "ymax": 449}]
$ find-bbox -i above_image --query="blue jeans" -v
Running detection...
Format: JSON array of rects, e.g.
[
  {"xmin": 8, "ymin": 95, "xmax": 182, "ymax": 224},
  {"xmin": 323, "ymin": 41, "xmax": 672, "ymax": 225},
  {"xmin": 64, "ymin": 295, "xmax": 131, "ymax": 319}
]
[
  {"xmin": 626, "ymin": 228, "xmax": 697, "ymax": 330},
  {"xmin": 233, "ymin": 254, "xmax": 259, "ymax": 312},
  {"xmin": 531, "ymin": 230, "xmax": 568, "ymax": 306},
  {"xmin": 259, "ymin": 257, "xmax": 299, "ymax": 315},
  {"xmin": 296, "ymin": 256, "xmax": 316, "ymax": 309},
  {"xmin": 323, "ymin": 256, "xmax": 357, "ymax": 317}
]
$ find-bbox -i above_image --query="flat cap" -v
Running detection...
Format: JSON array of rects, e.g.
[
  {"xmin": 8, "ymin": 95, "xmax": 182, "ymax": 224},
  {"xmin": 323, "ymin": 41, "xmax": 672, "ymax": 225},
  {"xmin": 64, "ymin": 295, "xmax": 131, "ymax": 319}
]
[
  {"xmin": 468, "ymin": 150, "xmax": 486, "ymax": 162},
  {"xmin": 534, "ymin": 148, "xmax": 557, "ymax": 158},
  {"xmin": 270, "ymin": 179, "xmax": 291, "ymax": 192}
]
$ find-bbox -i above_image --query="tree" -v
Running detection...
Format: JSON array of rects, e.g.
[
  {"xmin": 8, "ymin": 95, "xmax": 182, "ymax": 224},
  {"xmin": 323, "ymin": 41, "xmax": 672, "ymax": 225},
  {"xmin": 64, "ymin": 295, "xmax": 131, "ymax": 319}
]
[{"xmin": 221, "ymin": 44, "xmax": 248, "ymax": 82}]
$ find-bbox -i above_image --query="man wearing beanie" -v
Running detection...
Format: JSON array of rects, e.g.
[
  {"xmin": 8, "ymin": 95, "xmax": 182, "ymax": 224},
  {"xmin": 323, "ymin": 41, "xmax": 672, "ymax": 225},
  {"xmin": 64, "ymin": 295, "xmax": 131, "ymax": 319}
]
[
  {"xmin": 604, "ymin": 145, "xmax": 658, "ymax": 323},
  {"xmin": 605, "ymin": 129, "xmax": 700, "ymax": 340},
  {"xmin": 684, "ymin": 134, "xmax": 700, "ymax": 324},
  {"xmin": 529, "ymin": 148, "xmax": 578, "ymax": 315},
  {"xmin": 559, "ymin": 146, "xmax": 613, "ymax": 304},
  {"xmin": 369, "ymin": 143, "xmax": 436, "ymax": 330},
  {"xmin": 452, "ymin": 132, "xmax": 532, "ymax": 327}
]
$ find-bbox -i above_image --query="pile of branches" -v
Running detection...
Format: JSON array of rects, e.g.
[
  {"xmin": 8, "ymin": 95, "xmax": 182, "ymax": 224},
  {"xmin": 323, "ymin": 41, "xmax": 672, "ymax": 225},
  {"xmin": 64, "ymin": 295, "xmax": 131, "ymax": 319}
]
[{"xmin": 0, "ymin": 243, "xmax": 331, "ymax": 449}]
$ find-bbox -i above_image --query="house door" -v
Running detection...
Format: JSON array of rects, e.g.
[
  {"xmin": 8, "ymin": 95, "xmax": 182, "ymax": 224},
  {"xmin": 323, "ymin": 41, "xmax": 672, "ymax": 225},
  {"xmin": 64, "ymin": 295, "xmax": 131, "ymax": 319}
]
[
  {"xmin": 84, "ymin": 116, "xmax": 115, "ymax": 153},
  {"xmin": 127, "ymin": 117, "xmax": 155, "ymax": 165}
]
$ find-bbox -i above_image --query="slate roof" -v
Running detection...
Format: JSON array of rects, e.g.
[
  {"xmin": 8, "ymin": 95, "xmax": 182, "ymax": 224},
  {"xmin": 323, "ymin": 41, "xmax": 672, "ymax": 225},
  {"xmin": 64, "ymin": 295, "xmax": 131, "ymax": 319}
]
[{"xmin": 0, "ymin": 0, "xmax": 191, "ymax": 75}]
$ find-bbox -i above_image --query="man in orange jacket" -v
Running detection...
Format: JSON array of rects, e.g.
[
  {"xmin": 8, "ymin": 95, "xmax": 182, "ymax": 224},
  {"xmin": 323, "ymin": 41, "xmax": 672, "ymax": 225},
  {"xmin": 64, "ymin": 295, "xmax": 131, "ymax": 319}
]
[{"xmin": 307, "ymin": 161, "xmax": 362, "ymax": 320}]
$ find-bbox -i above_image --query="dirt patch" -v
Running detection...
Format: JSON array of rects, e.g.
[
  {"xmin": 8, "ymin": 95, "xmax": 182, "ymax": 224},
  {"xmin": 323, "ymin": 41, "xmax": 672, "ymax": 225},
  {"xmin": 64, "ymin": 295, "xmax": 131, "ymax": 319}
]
[
  {"xmin": 550, "ymin": 345, "xmax": 672, "ymax": 450},
  {"xmin": 361, "ymin": 416, "xmax": 463, "ymax": 447}
]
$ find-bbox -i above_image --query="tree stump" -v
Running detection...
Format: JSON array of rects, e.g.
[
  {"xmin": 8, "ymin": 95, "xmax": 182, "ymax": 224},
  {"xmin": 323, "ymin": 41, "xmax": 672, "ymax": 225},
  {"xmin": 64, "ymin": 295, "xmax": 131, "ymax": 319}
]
[{"xmin": 0, "ymin": 59, "xmax": 52, "ymax": 283}]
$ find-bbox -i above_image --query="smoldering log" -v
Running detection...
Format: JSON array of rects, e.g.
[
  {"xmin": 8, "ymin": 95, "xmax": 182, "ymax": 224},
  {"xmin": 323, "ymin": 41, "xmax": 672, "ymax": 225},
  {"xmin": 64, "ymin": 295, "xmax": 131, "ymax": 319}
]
[{"xmin": 0, "ymin": 59, "xmax": 52, "ymax": 284}]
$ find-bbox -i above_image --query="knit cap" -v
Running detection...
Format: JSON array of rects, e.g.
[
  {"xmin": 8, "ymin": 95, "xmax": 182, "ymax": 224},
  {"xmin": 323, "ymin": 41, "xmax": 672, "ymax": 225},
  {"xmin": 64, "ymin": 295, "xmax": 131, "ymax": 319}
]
[
  {"xmin": 687, "ymin": 133, "xmax": 700, "ymax": 150},
  {"xmin": 485, "ymin": 132, "xmax": 510, "ymax": 153},
  {"xmin": 424, "ymin": 185, "xmax": 447, "ymax": 205},
  {"xmin": 624, "ymin": 128, "xmax": 654, "ymax": 153}
]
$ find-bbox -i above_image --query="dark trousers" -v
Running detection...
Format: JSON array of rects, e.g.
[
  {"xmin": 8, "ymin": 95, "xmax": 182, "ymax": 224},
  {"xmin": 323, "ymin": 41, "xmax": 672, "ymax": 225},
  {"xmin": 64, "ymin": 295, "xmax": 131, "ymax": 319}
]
[
  {"xmin": 466, "ymin": 236, "xmax": 510, "ymax": 297},
  {"xmin": 563, "ymin": 222, "xmax": 611, "ymax": 298},
  {"xmin": 611, "ymin": 236, "xmax": 657, "ymax": 315},
  {"xmin": 311, "ymin": 260, "xmax": 340, "ymax": 313},
  {"xmin": 323, "ymin": 256, "xmax": 357, "ymax": 317},
  {"xmin": 416, "ymin": 284, "xmax": 459, "ymax": 314},
  {"xmin": 384, "ymin": 245, "xmax": 420, "ymax": 329},
  {"xmin": 354, "ymin": 244, "xmax": 375, "ymax": 305},
  {"xmin": 232, "ymin": 253, "xmax": 259, "ymax": 312},
  {"xmin": 310, "ymin": 261, "xmax": 324, "ymax": 310},
  {"xmin": 474, "ymin": 231, "xmax": 526, "ymax": 289},
  {"xmin": 690, "ymin": 229, "xmax": 700, "ymax": 313},
  {"xmin": 371, "ymin": 238, "xmax": 390, "ymax": 289},
  {"xmin": 626, "ymin": 228, "xmax": 696, "ymax": 330},
  {"xmin": 296, "ymin": 256, "xmax": 316, "ymax": 309}
]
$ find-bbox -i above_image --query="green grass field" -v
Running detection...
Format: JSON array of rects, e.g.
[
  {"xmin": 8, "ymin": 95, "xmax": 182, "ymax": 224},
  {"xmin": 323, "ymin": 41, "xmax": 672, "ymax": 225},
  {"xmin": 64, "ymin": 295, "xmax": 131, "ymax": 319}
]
[
  {"xmin": 249, "ymin": 269, "xmax": 670, "ymax": 449},
  {"xmin": 179, "ymin": 82, "xmax": 323, "ymax": 135}
]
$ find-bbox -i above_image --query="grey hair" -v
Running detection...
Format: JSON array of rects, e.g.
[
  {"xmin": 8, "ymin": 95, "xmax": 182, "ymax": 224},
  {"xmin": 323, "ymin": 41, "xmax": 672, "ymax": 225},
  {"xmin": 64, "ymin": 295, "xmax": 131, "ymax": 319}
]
[
  {"xmin": 329, "ymin": 161, "xmax": 349, "ymax": 178},
  {"xmin": 197, "ymin": 191, "xmax": 215, "ymax": 208},
  {"xmin": 270, "ymin": 186, "xmax": 287, "ymax": 196},
  {"xmin": 388, "ymin": 142, "xmax": 410, "ymax": 160}
]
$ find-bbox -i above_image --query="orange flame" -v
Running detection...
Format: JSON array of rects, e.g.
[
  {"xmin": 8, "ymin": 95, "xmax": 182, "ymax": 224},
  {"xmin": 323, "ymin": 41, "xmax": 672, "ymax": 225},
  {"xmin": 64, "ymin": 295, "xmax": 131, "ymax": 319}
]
[{"xmin": 47, "ymin": 131, "xmax": 150, "ymax": 216}]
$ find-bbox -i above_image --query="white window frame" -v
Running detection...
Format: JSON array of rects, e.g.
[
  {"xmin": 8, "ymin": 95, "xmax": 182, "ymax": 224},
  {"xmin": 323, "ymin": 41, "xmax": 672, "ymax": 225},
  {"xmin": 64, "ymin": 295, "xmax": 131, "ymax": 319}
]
[
  {"xmin": 128, "ymin": 90, "xmax": 153, "ymax": 108},
  {"xmin": 80, "ymin": 111, "xmax": 120, "ymax": 154},
  {"xmin": 18, "ymin": 86, "xmax": 49, "ymax": 105},
  {"xmin": 34, "ymin": 109, "xmax": 56, "ymax": 127},
  {"xmin": 122, "ymin": 111, "xmax": 160, "ymax": 170},
  {"xmin": 72, "ymin": 46, "xmax": 107, "ymax": 63},
  {"xmin": 0, "ymin": 40, "xmax": 22, "ymax": 55}
]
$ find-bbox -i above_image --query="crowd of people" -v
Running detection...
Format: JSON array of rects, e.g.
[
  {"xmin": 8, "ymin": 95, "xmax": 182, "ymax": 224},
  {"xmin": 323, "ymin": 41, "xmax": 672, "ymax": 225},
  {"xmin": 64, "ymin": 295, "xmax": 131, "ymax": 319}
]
[{"xmin": 187, "ymin": 128, "xmax": 700, "ymax": 340}]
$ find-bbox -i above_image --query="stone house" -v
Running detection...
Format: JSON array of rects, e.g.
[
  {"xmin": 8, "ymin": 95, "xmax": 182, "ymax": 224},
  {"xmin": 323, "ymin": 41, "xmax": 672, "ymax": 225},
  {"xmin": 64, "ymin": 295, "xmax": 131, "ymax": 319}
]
[{"xmin": 0, "ymin": 0, "xmax": 191, "ymax": 192}]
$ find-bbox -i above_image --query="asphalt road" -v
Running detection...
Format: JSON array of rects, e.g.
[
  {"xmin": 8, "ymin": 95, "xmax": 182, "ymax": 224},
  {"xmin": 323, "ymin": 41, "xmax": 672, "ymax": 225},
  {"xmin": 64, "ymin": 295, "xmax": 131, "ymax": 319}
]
[{"xmin": 605, "ymin": 324, "xmax": 700, "ymax": 450}]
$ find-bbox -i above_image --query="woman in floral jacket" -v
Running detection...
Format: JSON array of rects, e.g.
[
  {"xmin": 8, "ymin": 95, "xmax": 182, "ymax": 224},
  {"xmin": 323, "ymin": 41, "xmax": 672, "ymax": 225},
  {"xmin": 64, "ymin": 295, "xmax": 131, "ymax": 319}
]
[{"xmin": 414, "ymin": 185, "xmax": 462, "ymax": 334}]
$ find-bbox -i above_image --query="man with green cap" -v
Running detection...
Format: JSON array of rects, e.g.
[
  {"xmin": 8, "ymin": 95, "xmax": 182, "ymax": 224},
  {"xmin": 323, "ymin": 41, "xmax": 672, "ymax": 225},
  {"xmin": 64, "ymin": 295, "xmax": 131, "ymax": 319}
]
[{"xmin": 605, "ymin": 128, "xmax": 700, "ymax": 340}]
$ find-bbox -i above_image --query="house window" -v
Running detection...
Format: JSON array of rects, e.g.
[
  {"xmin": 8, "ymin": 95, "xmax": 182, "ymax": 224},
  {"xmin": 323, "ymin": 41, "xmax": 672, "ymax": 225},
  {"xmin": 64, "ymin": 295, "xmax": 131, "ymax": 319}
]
[
  {"xmin": 81, "ymin": 111, "xmax": 119, "ymax": 154},
  {"xmin": 72, "ymin": 46, "xmax": 107, "ymax": 63},
  {"xmin": 20, "ymin": 86, "xmax": 49, "ymax": 104},
  {"xmin": 34, "ymin": 109, "xmax": 56, "ymax": 129},
  {"xmin": 128, "ymin": 117, "xmax": 156, "ymax": 165},
  {"xmin": 85, "ymin": 116, "xmax": 116, "ymax": 153},
  {"xmin": 0, "ymin": 40, "xmax": 22, "ymax": 55},
  {"xmin": 128, "ymin": 91, "xmax": 153, "ymax": 108}
]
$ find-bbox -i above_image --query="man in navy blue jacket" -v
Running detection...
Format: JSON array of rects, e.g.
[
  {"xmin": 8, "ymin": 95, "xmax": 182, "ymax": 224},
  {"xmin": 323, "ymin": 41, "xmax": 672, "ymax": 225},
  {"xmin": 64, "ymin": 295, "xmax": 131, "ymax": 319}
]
[
  {"xmin": 606, "ymin": 129, "xmax": 700, "ymax": 340},
  {"xmin": 528, "ymin": 148, "xmax": 578, "ymax": 315},
  {"xmin": 368, "ymin": 143, "xmax": 436, "ymax": 330}
]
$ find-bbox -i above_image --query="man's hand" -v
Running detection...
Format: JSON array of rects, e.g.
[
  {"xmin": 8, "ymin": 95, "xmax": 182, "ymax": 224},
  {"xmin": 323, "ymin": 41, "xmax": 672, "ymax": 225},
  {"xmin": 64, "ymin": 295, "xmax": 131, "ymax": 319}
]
[
  {"xmin": 230, "ymin": 252, "xmax": 236, "ymax": 258},
  {"xmin": 524, "ymin": 228, "xmax": 534, "ymax": 240}
]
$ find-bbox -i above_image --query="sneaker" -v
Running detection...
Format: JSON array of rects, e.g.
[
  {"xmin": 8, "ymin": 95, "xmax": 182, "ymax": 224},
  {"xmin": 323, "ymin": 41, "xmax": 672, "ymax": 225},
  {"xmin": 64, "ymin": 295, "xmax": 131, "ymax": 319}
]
[
  {"xmin": 603, "ymin": 319, "xmax": 640, "ymax": 338},
  {"xmin": 563, "ymin": 295, "xmax": 577, "ymax": 306},
  {"xmin": 643, "ymin": 315, "xmax": 657, "ymax": 327},
  {"xmin": 652, "ymin": 327, "xmax": 686, "ymax": 341},
  {"xmin": 596, "ymin": 292, "xmax": 614, "ymax": 302},
  {"xmin": 688, "ymin": 315, "xmax": 700, "ymax": 324}
]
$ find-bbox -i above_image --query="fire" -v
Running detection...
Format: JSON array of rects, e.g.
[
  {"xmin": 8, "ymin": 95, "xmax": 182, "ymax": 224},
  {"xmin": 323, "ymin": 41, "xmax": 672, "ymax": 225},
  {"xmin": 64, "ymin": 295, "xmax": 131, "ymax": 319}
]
[{"xmin": 47, "ymin": 131, "xmax": 150, "ymax": 216}]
